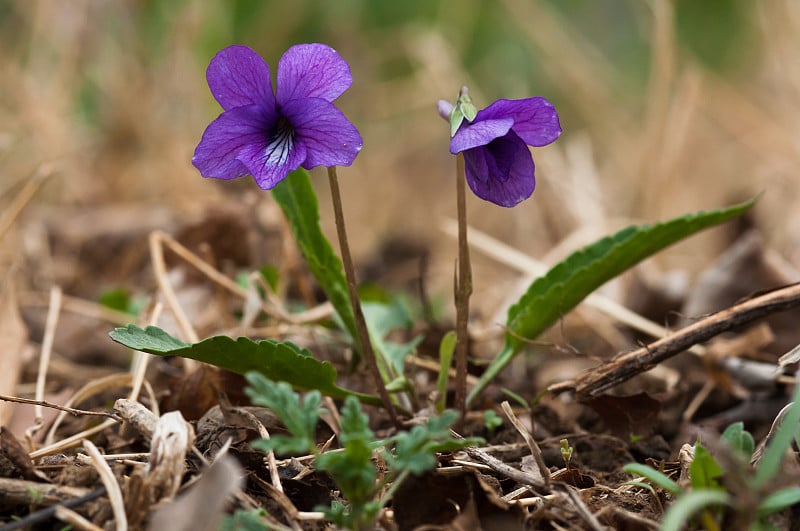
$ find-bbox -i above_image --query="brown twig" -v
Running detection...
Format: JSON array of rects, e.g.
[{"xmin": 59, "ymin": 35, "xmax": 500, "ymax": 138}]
[
  {"xmin": 0, "ymin": 394, "xmax": 115, "ymax": 419},
  {"xmin": 500, "ymin": 401, "xmax": 550, "ymax": 485},
  {"xmin": 549, "ymin": 282, "xmax": 800, "ymax": 398},
  {"xmin": 460, "ymin": 443, "xmax": 549, "ymax": 493}
]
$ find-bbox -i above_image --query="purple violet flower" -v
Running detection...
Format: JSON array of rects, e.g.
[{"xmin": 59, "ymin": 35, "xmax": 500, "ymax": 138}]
[
  {"xmin": 438, "ymin": 95, "xmax": 562, "ymax": 207},
  {"xmin": 193, "ymin": 44, "xmax": 363, "ymax": 189}
]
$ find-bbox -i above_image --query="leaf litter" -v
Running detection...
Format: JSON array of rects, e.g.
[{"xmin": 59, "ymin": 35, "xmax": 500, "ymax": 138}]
[{"xmin": 2, "ymin": 199, "xmax": 800, "ymax": 530}]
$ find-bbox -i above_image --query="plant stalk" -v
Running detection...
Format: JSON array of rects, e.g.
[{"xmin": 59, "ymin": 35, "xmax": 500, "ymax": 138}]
[
  {"xmin": 454, "ymin": 153, "xmax": 472, "ymax": 426},
  {"xmin": 326, "ymin": 166, "xmax": 400, "ymax": 428}
]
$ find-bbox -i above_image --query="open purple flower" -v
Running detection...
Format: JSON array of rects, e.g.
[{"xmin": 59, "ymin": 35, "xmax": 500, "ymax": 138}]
[
  {"xmin": 438, "ymin": 95, "xmax": 561, "ymax": 207},
  {"xmin": 193, "ymin": 44, "xmax": 363, "ymax": 189}
]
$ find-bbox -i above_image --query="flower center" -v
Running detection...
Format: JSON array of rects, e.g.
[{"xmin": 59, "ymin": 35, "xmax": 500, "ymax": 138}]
[{"xmin": 265, "ymin": 117, "xmax": 294, "ymax": 166}]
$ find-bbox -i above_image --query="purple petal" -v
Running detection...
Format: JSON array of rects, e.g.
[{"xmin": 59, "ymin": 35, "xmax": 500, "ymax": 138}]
[
  {"xmin": 450, "ymin": 117, "xmax": 514, "ymax": 154},
  {"xmin": 478, "ymin": 97, "xmax": 561, "ymax": 147},
  {"xmin": 437, "ymin": 100, "xmax": 453, "ymax": 121},
  {"xmin": 276, "ymin": 44, "xmax": 353, "ymax": 104},
  {"xmin": 462, "ymin": 131, "xmax": 535, "ymax": 207},
  {"xmin": 206, "ymin": 45, "xmax": 275, "ymax": 111},
  {"xmin": 282, "ymin": 98, "xmax": 363, "ymax": 168},
  {"xmin": 237, "ymin": 127, "xmax": 308, "ymax": 190},
  {"xmin": 192, "ymin": 104, "xmax": 278, "ymax": 181}
]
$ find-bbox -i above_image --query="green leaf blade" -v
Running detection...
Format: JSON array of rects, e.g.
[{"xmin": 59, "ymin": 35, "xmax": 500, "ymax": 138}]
[
  {"xmin": 689, "ymin": 444, "xmax": 723, "ymax": 490},
  {"xmin": 622, "ymin": 462, "xmax": 682, "ymax": 495},
  {"xmin": 661, "ymin": 490, "xmax": 731, "ymax": 531},
  {"xmin": 468, "ymin": 197, "xmax": 757, "ymax": 404},
  {"xmin": 506, "ymin": 197, "xmax": 757, "ymax": 352},
  {"xmin": 271, "ymin": 169, "xmax": 358, "ymax": 348},
  {"xmin": 109, "ymin": 325, "xmax": 380, "ymax": 406}
]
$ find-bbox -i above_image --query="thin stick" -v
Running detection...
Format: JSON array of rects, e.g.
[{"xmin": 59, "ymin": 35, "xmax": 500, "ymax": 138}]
[
  {"xmin": 326, "ymin": 166, "xmax": 399, "ymax": 428},
  {"xmin": 54, "ymin": 506, "xmax": 105, "ymax": 531},
  {"xmin": 454, "ymin": 153, "xmax": 472, "ymax": 426},
  {"xmin": 500, "ymin": 401, "xmax": 550, "ymax": 485},
  {"xmin": 0, "ymin": 484, "xmax": 104, "ymax": 531},
  {"xmin": 0, "ymin": 164, "xmax": 51, "ymax": 240},
  {"xmin": 128, "ymin": 302, "xmax": 163, "ymax": 403},
  {"xmin": 151, "ymin": 230, "xmax": 332, "ymax": 325},
  {"xmin": 0, "ymin": 394, "xmax": 115, "ymax": 418},
  {"xmin": 149, "ymin": 231, "xmax": 199, "ymax": 343},
  {"xmin": 83, "ymin": 439, "xmax": 128, "ymax": 531},
  {"xmin": 26, "ymin": 286, "xmax": 62, "ymax": 448},
  {"xmin": 549, "ymin": 282, "xmax": 800, "ymax": 398}
]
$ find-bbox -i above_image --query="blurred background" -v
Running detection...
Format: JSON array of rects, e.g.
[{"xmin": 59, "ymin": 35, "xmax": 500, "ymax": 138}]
[{"xmin": 1, "ymin": 0, "xmax": 799, "ymax": 326}]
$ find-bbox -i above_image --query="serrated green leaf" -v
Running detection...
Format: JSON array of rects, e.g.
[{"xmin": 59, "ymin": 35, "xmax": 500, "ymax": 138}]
[
  {"xmin": 271, "ymin": 169, "xmax": 358, "ymax": 350},
  {"xmin": 690, "ymin": 443, "xmax": 723, "ymax": 490},
  {"xmin": 109, "ymin": 323, "xmax": 189, "ymax": 351},
  {"xmin": 109, "ymin": 325, "xmax": 380, "ymax": 406},
  {"xmin": 467, "ymin": 196, "xmax": 758, "ymax": 405}
]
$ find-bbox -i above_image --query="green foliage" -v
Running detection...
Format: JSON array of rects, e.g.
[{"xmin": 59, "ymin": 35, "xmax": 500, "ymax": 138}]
[
  {"xmin": 362, "ymin": 300, "xmax": 422, "ymax": 378},
  {"xmin": 315, "ymin": 397, "xmax": 380, "ymax": 528},
  {"xmin": 622, "ymin": 462, "xmax": 681, "ymax": 495},
  {"xmin": 757, "ymin": 487, "xmax": 800, "ymax": 519},
  {"xmin": 627, "ymin": 406, "xmax": 800, "ymax": 529},
  {"xmin": 259, "ymin": 265, "xmax": 280, "ymax": 292},
  {"xmin": 448, "ymin": 87, "xmax": 478, "ymax": 137},
  {"xmin": 754, "ymin": 381, "xmax": 800, "ymax": 489},
  {"xmin": 219, "ymin": 508, "xmax": 270, "ymax": 531},
  {"xmin": 674, "ymin": 0, "xmax": 756, "ymax": 74},
  {"xmin": 721, "ymin": 421, "xmax": 755, "ymax": 460},
  {"xmin": 660, "ymin": 490, "xmax": 731, "ymax": 531},
  {"xmin": 245, "ymin": 375, "xmax": 482, "ymax": 530},
  {"xmin": 271, "ymin": 169, "xmax": 359, "ymax": 350},
  {"xmin": 108, "ymin": 325, "xmax": 381, "ymax": 406},
  {"xmin": 483, "ymin": 410, "xmax": 503, "ymax": 433},
  {"xmin": 560, "ymin": 439, "xmax": 573, "ymax": 469},
  {"xmin": 467, "ymin": 196, "xmax": 758, "ymax": 405},
  {"xmin": 435, "ymin": 331, "xmax": 457, "ymax": 413},
  {"xmin": 388, "ymin": 411, "xmax": 481, "ymax": 475},
  {"xmin": 98, "ymin": 288, "xmax": 144, "ymax": 316},
  {"xmin": 245, "ymin": 374, "xmax": 321, "ymax": 455},
  {"xmin": 689, "ymin": 443, "xmax": 722, "ymax": 490}
]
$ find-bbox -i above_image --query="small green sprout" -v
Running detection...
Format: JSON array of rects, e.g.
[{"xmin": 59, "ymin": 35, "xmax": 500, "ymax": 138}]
[
  {"xmin": 483, "ymin": 410, "xmax": 503, "ymax": 433},
  {"xmin": 560, "ymin": 438, "xmax": 573, "ymax": 468}
]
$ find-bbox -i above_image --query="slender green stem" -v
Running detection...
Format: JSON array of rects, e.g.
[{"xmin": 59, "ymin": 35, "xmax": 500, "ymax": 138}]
[
  {"xmin": 454, "ymin": 153, "xmax": 472, "ymax": 425},
  {"xmin": 326, "ymin": 166, "xmax": 400, "ymax": 428}
]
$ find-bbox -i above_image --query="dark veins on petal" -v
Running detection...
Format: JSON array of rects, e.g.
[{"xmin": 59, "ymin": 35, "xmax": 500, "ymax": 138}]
[
  {"xmin": 265, "ymin": 117, "xmax": 295, "ymax": 166},
  {"xmin": 485, "ymin": 136, "xmax": 518, "ymax": 183}
]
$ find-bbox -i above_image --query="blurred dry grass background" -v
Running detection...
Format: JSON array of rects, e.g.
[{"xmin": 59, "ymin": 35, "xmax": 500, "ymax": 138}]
[{"xmin": 1, "ymin": 0, "xmax": 799, "ymax": 320}]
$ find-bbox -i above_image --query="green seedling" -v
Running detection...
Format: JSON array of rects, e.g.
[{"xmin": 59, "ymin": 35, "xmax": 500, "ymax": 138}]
[
  {"xmin": 245, "ymin": 373, "xmax": 481, "ymax": 530},
  {"xmin": 560, "ymin": 439, "xmax": 574, "ymax": 469},
  {"xmin": 625, "ymin": 380, "xmax": 800, "ymax": 530},
  {"xmin": 483, "ymin": 410, "xmax": 503, "ymax": 434}
]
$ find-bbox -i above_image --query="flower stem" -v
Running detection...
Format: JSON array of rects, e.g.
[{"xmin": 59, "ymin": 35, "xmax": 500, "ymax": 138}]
[
  {"xmin": 326, "ymin": 166, "xmax": 400, "ymax": 428},
  {"xmin": 454, "ymin": 153, "xmax": 472, "ymax": 426}
]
